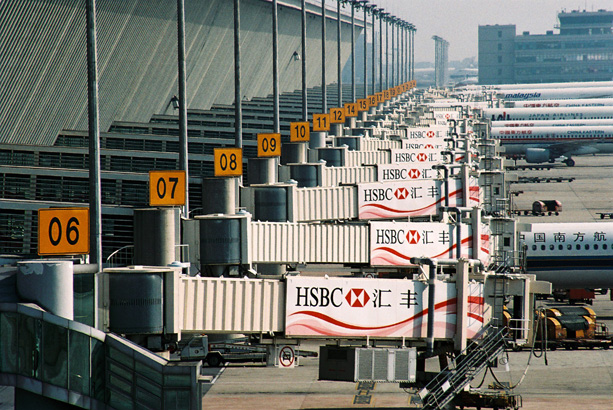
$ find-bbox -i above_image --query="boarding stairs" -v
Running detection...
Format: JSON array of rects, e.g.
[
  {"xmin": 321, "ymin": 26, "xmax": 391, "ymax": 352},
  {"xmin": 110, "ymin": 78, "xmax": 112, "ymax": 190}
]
[{"xmin": 419, "ymin": 325, "xmax": 508, "ymax": 410}]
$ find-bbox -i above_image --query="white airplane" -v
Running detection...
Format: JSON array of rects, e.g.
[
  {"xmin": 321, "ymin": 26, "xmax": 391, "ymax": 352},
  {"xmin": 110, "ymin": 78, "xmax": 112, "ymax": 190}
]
[
  {"xmin": 491, "ymin": 125, "xmax": 613, "ymax": 166},
  {"xmin": 522, "ymin": 222, "xmax": 613, "ymax": 288},
  {"xmin": 483, "ymin": 106, "xmax": 613, "ymax": 122},
  {"xmin": 496, "ymin": 87, "xmax": 613, "ymax": 101},
  {"xmin": 491, "ymin": 119, "xmax": 613, "ymax": 128},
  {"xmin": 458, "ymin": 80, "xmax": 613, "ymax": 91},
  {"xmin": 509, "ymin": 98, "xmax": 613, "ymax": 109}
]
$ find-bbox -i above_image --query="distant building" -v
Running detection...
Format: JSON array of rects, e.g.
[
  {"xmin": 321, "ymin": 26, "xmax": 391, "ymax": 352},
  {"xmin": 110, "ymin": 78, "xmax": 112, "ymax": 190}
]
[{"xmin": 479, "ymin": 9, "xmax": 613, "ymax": 84}]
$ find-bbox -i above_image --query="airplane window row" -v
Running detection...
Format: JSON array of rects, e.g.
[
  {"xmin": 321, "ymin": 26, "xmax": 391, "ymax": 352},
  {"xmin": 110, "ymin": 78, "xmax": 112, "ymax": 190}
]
[{"xmin": 533, "ymin": 243, "xmax": 607, "ymax": 251}]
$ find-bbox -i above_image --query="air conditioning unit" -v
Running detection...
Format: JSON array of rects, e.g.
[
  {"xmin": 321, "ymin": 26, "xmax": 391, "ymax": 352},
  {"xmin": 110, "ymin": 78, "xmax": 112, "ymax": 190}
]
[
  {"xmin": 355, "ymin": 347, "xmax": 417, "ymax": 383},
  {"xmin": 319, "ymin": 346, "xmax": 416, "ymax": 383}
]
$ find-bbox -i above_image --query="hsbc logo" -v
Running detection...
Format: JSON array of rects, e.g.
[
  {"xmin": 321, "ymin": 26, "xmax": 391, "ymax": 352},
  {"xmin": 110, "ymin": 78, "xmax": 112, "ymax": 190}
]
[
  {"xmin": 406, "ymin": 230, "xmax": 420, "ymax": 244},
  {"xmin": 408, "ymin": 169, "xmax": 421, "ymax": 179},
  {"xmin": 394, "ymin": 187, "xmax": 408, "ymax": 199},
  {"xmin": 293, "ymin": 286, "xmax": 375, "ymax": 308},
  {"xmin": 424, "ymin": 144, "xmax": 434, "ymax": 149},
  {"xmin": 417, "ymin": 153, "xmax": 428, "ymax": 162},
  {"xmin": 426, "ymin": 130, "xmax": 435, "ymax": 138},
  {"xmin": 345, "ymin": 289, "xmax": 370, "ymax": 307},
  {"xmin": 444, "ymin": 113, "xmax": 451, "ymax": 119}
]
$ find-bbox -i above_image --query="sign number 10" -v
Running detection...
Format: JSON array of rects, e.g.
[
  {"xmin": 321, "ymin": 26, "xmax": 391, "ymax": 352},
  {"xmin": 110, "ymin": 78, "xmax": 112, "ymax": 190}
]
[{"xmin": 290, "ymin": 122, "xmax": 310, "ymax": 142}]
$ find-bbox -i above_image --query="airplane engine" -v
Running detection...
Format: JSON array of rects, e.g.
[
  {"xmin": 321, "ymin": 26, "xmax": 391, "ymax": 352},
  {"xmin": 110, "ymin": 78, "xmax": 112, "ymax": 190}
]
[{"xmin": 525, "ymin": 148, "xmax": 550, "ymax": 163}]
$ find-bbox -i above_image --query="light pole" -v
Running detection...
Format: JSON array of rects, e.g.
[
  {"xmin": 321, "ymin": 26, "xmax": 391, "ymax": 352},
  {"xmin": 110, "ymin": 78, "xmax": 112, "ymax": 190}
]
[
  {"xmin": 359, "ymin": 1, "xmax": 369, "ymax": 99},
  {"xmin": 301, "ymin": 0, "xmax": 307, "ymax": 121},
  {"xmin": 378, "ymin": 9, "xmax": 384, "ymax": 93},
  {"xmin": 272, "ymin": 0, "xmax": 279, "ymax": 133},
  {"xmin": 322, "ymin": 0, "xmax": 327, "ymax": 113},
  {"xmin": 337, "ymin": 0, "xmax": 343, "ymax": 108},
  {"xmin": 371, "ymin": 6, "xmax": 377, "ymax": 95}
]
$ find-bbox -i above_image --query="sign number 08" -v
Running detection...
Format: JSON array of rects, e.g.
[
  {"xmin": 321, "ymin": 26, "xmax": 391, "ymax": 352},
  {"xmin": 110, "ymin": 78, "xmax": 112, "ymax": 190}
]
[{"xmin": 214, "ymin": 148, "xmax": 243, "ymax": 176}]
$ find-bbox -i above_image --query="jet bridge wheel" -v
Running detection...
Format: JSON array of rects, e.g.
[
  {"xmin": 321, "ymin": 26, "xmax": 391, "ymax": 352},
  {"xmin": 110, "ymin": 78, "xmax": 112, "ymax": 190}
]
[
  {"xmin": 206, "ymin": 352, "xmax": 224, "ymax": 367},
  {"xmin": 563, "ymin": 158, "xmax": 575, "ymax": 167}
]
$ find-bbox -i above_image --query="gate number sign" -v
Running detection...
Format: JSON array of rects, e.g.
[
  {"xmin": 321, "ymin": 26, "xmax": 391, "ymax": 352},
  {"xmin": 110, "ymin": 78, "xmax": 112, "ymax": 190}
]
[
  {"xmin": 330, "ymin": 107, "xmax": 346, "ymax": 124},
  {"xmin": 38, "ymin": 208, "xmax": 89, "ymax": 255},
  {"xmin": 312, "ymin": 113, "xmax": 330, "ymax": 132},
  {"xmin": 149, "ymin": 170, "xmax": 186, "ymax": 206},
  {"xmin": 289, "ymin": 123, "xmax": 310, "ymax": 142},
  {"xmin": 258, "ymin": 133, "xmax": 282, "ymax": 156},
  {"xmin": 214, "ymin": 147, "xmax": 243, "ymax": 177}
]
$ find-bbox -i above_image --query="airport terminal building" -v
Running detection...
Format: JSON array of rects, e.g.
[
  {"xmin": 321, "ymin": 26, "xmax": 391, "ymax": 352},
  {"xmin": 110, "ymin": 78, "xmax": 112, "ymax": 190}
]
[{"xmin": 479, "ymin": 9, "xmax": 613, "ymax": 84}]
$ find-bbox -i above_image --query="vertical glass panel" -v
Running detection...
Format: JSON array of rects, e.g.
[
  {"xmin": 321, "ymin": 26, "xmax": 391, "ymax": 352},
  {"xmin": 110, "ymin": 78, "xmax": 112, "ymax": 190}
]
[
  {"xmin": 91, "ymin": 338, "xmax": 106, "ymax": 402},
  {"xmin": 135, "ymin": 361, "xmax": 163, "ymax": 385},
  {"xmin": 163, "ymin": 374, "xmax": 190, "ymax": 387},
  {"xmin": 164, "ymin": 389, "xmax": 190, "ymax": 410},
  {"xmin": 135, "ymin": 385, "xmax": 162, "ymax": 410},
  {"xmin": 18, "ymin": 316, "xmax": 41, "ymax": 379},
  {"xmin": 74, "ymin": 273, "xmax": 95, "ymax": 327},
  {"xmin": 0, "ymin": 312, "xmax": 19, "ymax": 373},
  {"xmin": 108, "ymin": 389, "xmax": 133, "ymax": 410},
  {"xmin": 42, "ymin": 321, "xmax": 68, "ymax": 388},
  {"xmin": 69, "ymin": 330, "xmax": 90, "ymax": 395}
]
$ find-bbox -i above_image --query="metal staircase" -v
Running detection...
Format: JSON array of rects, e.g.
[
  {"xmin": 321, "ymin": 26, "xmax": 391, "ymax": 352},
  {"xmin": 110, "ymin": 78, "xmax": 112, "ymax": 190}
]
[{"xmin": 418, "ymin": 325, "xmax": 508, "ymax": 410}]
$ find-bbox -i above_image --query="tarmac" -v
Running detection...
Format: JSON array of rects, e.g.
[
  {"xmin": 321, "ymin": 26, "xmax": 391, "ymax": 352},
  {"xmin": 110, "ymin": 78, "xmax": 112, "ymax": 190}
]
[{"xmin": 202, "ymin": 154, "xmax": 613, "ymax": 410}]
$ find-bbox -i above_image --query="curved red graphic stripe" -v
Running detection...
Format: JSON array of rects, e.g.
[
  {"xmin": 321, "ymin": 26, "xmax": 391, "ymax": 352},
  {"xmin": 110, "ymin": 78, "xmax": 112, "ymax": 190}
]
[
  {"xmin": 373, "ymin": 247, "xmax": 412, "ymax": 261},
  {"xmin": 288, "ymin": 298, "xmax": 458, "ymax": 331},
  {"xmin": 360, "ymin": 202, "xmax": 436, "ymax": 214},
  {"xmin": 468, "ymin": 312, "xmax": 484, "ymax": 322},
  {"xmin": 431, "ymin": 237, "xmax": 473, "ymax": 259},
  {"xmin": 467, "ymin": 296, "xmax": 484, "ymax": 304}
]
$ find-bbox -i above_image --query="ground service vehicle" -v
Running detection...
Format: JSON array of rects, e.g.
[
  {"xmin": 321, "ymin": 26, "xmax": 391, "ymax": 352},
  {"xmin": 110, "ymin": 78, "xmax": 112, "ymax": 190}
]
[
  {"xmin": 531, "ymin": 200, "xmax": 562, "ymax": 216},
  {"xmin": 179, "ymin": 335, "xmax": 266, "ymax": 366}
]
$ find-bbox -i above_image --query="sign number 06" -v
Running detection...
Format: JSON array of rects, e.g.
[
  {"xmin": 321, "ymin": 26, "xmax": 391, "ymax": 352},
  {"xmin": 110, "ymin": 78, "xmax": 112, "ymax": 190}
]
[{"xmin": 38, "ymin": 208, "xmax": 89, "ymax": 255}]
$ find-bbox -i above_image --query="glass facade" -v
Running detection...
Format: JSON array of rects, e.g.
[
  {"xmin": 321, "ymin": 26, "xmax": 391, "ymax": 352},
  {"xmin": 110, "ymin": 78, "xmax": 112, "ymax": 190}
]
[{"xmin": 0, "ymin": 306, "xmax": 200, "ymax": 409}]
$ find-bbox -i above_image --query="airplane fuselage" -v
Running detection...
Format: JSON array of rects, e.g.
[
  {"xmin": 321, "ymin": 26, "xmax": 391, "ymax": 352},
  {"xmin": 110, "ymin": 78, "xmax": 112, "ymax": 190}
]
[{"xmin": 523, "ymin": 223, "xmax": 613, "ymax": 288}]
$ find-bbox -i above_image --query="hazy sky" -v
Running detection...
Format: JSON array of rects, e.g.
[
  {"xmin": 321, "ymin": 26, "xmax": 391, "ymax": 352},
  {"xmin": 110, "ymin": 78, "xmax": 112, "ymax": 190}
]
[{"xmin": 374, "ymin": 0, "xmax": 613, "ymax": 63}]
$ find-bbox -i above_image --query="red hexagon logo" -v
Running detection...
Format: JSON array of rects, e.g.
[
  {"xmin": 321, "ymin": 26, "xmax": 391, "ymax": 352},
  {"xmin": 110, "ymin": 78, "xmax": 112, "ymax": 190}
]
[
  {"xmin": 406, "ymin": 230, "xmax": 421, "ymax": 244},
  {"xmin": 408, "ymin": 169, "xmax": 421, "ymax": 179},
  {"xmin": 424, "ymin": 144, "xmax": 434, "ymax": 149},
  {"xmin": 345, "ymin": 289, "xmax": 370, "ymax": 307},
  {"xmin": 445, "ymin": 113, "xmax": 451, "ymax": 119},
  {"xmin": 417, "ymin": 153, "xmax": 428, "ymax": 162},
  {"xmin": 426, "ymin": 130, "xmax": 435, "ymax": 138},
  {"xmin": 394, "ymin": 187, "xmax": 408, "ymax": 200}
]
